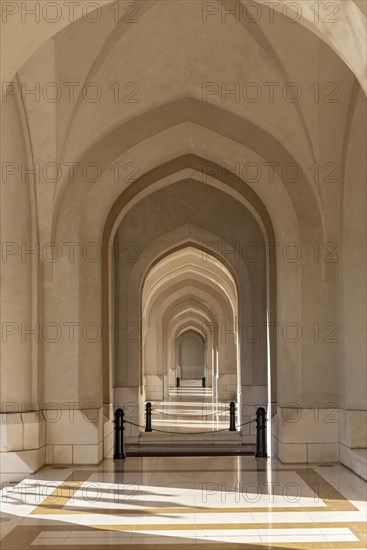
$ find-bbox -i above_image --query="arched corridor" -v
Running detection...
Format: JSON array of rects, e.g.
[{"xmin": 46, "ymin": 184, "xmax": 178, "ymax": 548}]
[{"xmin": 1, "ymin": 0, "xmax": 366, "ymax": 547}]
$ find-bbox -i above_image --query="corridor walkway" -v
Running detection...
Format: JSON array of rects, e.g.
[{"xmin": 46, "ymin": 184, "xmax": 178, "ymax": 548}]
[
  {"xmin": 1, "ymin": 456, "xmax": 366, "ymax": 548},
  {"xmin": 151, "ymin": 379, "xmax": 229, "ymax": 433}
]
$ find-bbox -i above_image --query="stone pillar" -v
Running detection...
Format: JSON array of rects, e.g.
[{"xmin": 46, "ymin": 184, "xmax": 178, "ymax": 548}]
[
  {"xmin": 338, "ymin": 90, "xmax": 367, "ymax": 479},
  {"xmin": 273, "ymin": 240, "xmax": 339, "ymax": 463},
  {"xmin": 0, "ymin": 90, "xmax": 45, "ymax": 475}
]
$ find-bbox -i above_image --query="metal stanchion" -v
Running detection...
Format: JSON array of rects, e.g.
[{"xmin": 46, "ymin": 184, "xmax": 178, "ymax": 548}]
[
  {"xmin": 145, "ymin": 402, "xmax": 152, "ymax": 432},
  {"xmin": 255, "ymin": 407, "xmax": 267, "ymax": 457},
  {"xmin": 229, "ymin": 401, "xmax": 236, "ymax": 431},
  {"xmin": 113, "ymin": 408, "xmax": 126, "ymax": 459}
]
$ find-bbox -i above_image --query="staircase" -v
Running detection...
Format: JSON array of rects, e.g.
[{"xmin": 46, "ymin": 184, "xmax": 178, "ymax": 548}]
[{"xmin": 129, "ymin": 379, "xmax": 254, "ymax": 455}]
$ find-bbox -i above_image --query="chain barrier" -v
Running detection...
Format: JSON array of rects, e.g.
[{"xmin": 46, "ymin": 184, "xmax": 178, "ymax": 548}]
[{"xmin": 124, "ymin": 417, "xmax": 255, "ymax": 435}]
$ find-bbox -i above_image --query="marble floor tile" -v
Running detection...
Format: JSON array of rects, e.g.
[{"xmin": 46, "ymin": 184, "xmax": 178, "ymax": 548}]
[{"xmin": 0, "ymin": 457, "xmax": 366, "ymax": 549}]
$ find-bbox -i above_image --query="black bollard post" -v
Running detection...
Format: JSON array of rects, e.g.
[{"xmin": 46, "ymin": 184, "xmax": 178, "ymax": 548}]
[
  {"xmin": 202, "ymin": 377, "xmax": 206, "ymax": 388},
  {"xmin": 176, "ymin": 377, "xmax": 180, "ymax": 388},
  {"xmin": 229, "ymin": 401, "xmax": 236, "ymax": 431},
  {"xmin": 113, "ymin": 408, "xmax": 126, "ymax": 459},
  {"xmin": 145, "ymin": 402, "xmax": 152, "ymax": 432},
  {"xmin": 255, "ymin": 407, "xmax": 267, "ymax": 458}
]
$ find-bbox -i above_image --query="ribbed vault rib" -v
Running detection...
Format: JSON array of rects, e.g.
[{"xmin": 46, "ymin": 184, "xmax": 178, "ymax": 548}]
[
  {"xmin": 224, "ymin": 0, "xmax": 316, "ymax": 161},
  {"xmin": 59, "ymin": 0, "xmax": 157, "ymax": 161},
  {"xmin": 54, "ymin": 102, "xmax": 325, "ymax": 244}
]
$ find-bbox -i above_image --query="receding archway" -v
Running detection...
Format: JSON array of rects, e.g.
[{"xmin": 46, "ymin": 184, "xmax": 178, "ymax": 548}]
[
  {"xmin": 140, "ymin": 245, "xmax": 240, "ymax": 407},
  {"xmin": 102, "ymin": 161, "xmax": 276, "ymax": 447},
  {"xmin": 102, "ymin": 157, "xmax": 278, "ymax": 418}
]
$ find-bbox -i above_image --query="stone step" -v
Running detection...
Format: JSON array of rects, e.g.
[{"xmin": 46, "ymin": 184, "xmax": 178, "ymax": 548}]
[
  {"xmin": 139, "ymin": 431, "xmax": 243, "ymax": 447},
  {"xmin": 131, "ymin": 430, "xmax": 254, "ymax": 455},
  {"xmin": 126, "ymin": 444, "xmax": 255, "ymax": 456}
]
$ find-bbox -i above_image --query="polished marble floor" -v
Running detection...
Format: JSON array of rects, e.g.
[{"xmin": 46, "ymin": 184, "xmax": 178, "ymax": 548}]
[
  {"xmin": 1, "ymin": 456, "xmax": 366, "ymax": 549},
  {"xmin": 150, "ymin": 379, "xmax": 231, "ymax": 433}
]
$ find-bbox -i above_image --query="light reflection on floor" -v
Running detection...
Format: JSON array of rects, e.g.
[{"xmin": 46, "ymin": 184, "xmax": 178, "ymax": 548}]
[
  {"xmin": 1, "ymin": 456, "xmax": 366, "ymax": 548},
  {"xmin": 150, "ymin": 379, "xmax": 232, "ymax": 432}
]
